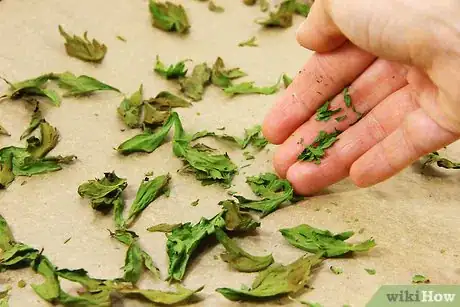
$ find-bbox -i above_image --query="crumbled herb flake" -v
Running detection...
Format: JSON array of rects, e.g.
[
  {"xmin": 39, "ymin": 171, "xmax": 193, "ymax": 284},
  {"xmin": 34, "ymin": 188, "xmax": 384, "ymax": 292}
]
[
  {"xmin": 412, "ymin": 274, "xmax": 430, "ymax": 284},
  {"xmin": 190, "ymin": 199, "xmax": 199, "ymax": 207},
  {"xmin": 335, "ymin": 115, "xmax": 347, "ymax": 122},
  {"xmin": 208, "ymin": 1, "xmax": 224, "ymax": 12},
  {"xmin": 297, "ymin": 130, "xmax": 340, "ymax": 163},
  {"xmin": 316, "ymin": 101, "xmax": 343, "ymax": 122},
  {"xmin": 154, "ymin": 56, "xmax": 189, "ymax": 79},
  {"xmin": 330, "ymin": 266, "xmax": 343, "ymax": 275},
  {"xmin": 238, "ymin": 36, "xmax": 258, "ymax": 47},
  {"xmin": 365, "ymin": 268, "xmax": 376, "ymax": 275},
  {"xmin": 223, "ymin": 79, "xmax": 280, "ymax": 96}
]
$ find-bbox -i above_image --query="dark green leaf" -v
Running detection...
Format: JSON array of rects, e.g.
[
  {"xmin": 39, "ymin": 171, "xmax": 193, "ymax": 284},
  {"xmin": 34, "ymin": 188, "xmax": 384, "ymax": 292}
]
[
  {"xmin": 58, "ymin": 25, "xmax": 107, "ymax": 63},
  {"xmin": 343, "ymin": 86, "xmax": 352, "ymax": 108},
  {"xmin": 211, "ymin": 57, "xmax": 246, "ymax": 88},
  {"xmin": 31, "ymin": 255, "xmax": 60, "ymax": 303},
  {"xmin": 119, "ymin": 285, "xmax": 204, "ymax": 305},
  {"xmin": 20, "ymin": 104, "xmax": 44, "ymax": 140},
  {"xmin": 216, "ymin": 254, "xmax": 322, "ymax": 301},
  {"xmin": 256, "ymin": 0, "xmax": 296, "ymax": 28},
  {"xmin": 280, "ymin": 224, "xmax": 376, "ymax": 257},
  {"xmin": 423, "ymin": 152, "xmax": 460, "ymax": 169},
  {"xmin": 335, "ymin": 115, "xmax": 347, "ymax": 122},
  {"xmin": 223, "ymin": 79, "xmax": 280, "ymax": 96},
  {"xmin": 412, "ymin": 274, "xmax": 430, "ymax": 284},
  {"xmin": 243, "ymin": 0, "xmax": 256, "ymax": 5},
  {"xmin": 190, "ymin": 199, "xmax": 199, "ymax": 207},
  {"xmin": 238, "ymin": 36, "xmax": 258, "ymax": 47},
  {"xmin": 55, "ymin": 72, "xmax": 120, "ymax": 97},
  {"xmin": 297, "ymin": 130, "xmax": 340, "ymax": 163},
  {"xmin": 118, "ymin": 85, "xmax": 143, "ymax": 129},
  {"xmin": 149, "ymin": 0, "xmax": 190, "ymax": 33},
  {"xmin": 179, "ymin": 63, "xmax": 211, "ymax": 101},
  {"xmin": 166, "ymin": 214, "xmax": 225, "ymax": 281},
  {"xmin": 315, "ymin": 101, "xmax": 343, "ymax": 122},
  {"xmin": 216, "ymin": 228, "xmax": 273, "ymax": 272},
  {"xmin": 26, "ymin": 121, "xmax": 59, "ymax": 159},
  {"xmin": 282, "ymin": 74, "xmax": 292, "ymax": 88},
  {"xmin": 154, "ymin": 56, "xmax": 188, "ymax": 79},
  {"xmin": 147, "ymin": 91, "xmax": 192, "ymax": 108},
  {"xmin": 220, "ymin": 200, "xmax": 260, "ymax": 232},
  {"xmin": 0, "ymin": 74, "xmax": 60, "ymax": 106},
  {"xmin": 116, "ymin": 35, "xmax": 127, "ymax": 42},
  {"xmin": 208, "ymin": 1, "xmax": 224, "ymax": 12},
  {"xmin": 0, "ymin": 215, "xmax": 15, "ymax": 251},
  {"xmin": 147, "ymin": 223, "xmax": 182, "ymax": 233}
]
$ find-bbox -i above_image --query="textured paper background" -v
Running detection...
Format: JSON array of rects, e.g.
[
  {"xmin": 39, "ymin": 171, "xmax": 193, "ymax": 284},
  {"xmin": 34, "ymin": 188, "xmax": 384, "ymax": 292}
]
[{"xmin": 0, "ymin": 0, "xmax": 459, "ymax": 306}]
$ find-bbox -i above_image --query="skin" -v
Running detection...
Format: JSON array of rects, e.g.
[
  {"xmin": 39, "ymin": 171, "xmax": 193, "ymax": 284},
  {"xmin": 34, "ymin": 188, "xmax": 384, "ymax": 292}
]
[{"xmin": 263, "ymin": 0, "xmax": 460, "ymax": 195}]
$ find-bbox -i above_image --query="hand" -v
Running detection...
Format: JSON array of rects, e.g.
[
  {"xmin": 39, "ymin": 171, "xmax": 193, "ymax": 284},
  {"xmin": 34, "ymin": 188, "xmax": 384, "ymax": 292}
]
[{"xmin": 263, "ymin": 0, "xmax": 460, "ymax": 195}]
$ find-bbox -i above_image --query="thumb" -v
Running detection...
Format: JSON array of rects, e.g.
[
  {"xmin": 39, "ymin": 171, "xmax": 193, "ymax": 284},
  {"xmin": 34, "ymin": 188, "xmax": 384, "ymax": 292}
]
[{"xmin": 296, "ymin": 0, "xmax": 347, "ymax": 52}]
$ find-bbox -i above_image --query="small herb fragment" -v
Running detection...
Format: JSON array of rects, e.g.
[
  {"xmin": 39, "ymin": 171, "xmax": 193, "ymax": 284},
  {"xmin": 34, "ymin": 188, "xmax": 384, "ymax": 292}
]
[
  {"xmin": 280, "ymin": 224, "xmax": 376, "ymax": 257},
  {"xmin": 330, "ymin": 266, "xmax": 343, "ymax": 275},
  {"xmin": 190, "ymin": 199, "xmax": 199, "ymax": 207},
  {"xmin": 149, "ymin": 0, "xmax": 190, "ymax": 33},
  {"xmin": 0, "ymin": 286, "xmax": 10, "ymax": 306},
  {"xmin": 343, "ymin": 87, "xmax": 352, "ymax": 108},
  {"xmin": 55, "ymin": 71, "xmax": 120, "ymax": 97},
  {"xmin": 297, "ymin": 130, "xmax": 340, "ymax": 163},
  {"xmin": 316, "ymin": 101, "xmax": 342, "ymax": 122},
  {"xmin": 118, "ymin": 85, "xmax": 144, "ymax": 129},
  {"xmin": 179, "ymin": 63, "xmax": 212, "ymax": 101},
  {"xmin": 216, "ymin": 228, "xmax": 273, "ymax": 272},
  {"xmin": 116, "ymin": 35, "xmax": 127, "ymax": 42},
  {"xmin": 238, "ymin": 36, "xmax": 258, "ymax": 47},
  {"xmin": 208, "ymin": 1, "xmax": 224, "ymax": 12},
  {"xmin": 335, "ymin": 115, "xmax": 347, "ymax": 122},
  {"xmin": 412, "ymin": 274, "xmax": 430, "ymax": 284},
  {"xmin": 243, "ymin": 151, "xmax": 255, "ymax": 160},
  {"xmin": 0, "ymin": 124, "xmax": 9, "ymax": 136},
  {"xmin": 211, "ymin": 57, "xmax": 246, "ymax": 88},
  {"xmin": 282, "ymin": 74, "xmax": 293, "ymax": 87},
  {"xmin": 223, "ymin": 79, "xmax": 280, "ymax": 96},
  {"xmin": 20, "ymin": 104, "xmax": 44, "ymax": 140},
  {"xmin": 365, "ymin": 268, "xmax": 376, "ymax": 275},
  {"xmin": 154, "ymin": 56, "xmax": 188, "ymax": 79},
  {"xmin": 17, "ymin": 280, "xmax": 27, "ymax": 288},
  {"xmin": 220, "ymin": 200, "xmax": 260, "ymax": 233},
  {"xmin": 216, "ymin": 254, "xmax": 322, "ymax": 301},
  {"xmin": 423, "ymin": 152, "xmax": 460, "ymax": 170},
  {"xmin": 147, "ymin": 223, "xmax": 182, "ymax": 233},
  {"xmin": 58, "ymin": 25, "xmax": 107, "ymax": 62}
]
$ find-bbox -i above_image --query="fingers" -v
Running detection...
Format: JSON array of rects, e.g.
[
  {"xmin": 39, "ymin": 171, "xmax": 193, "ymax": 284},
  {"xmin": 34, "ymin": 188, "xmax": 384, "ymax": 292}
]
[
  {"xmin": 285, "ymin": 85, "xmax": 419, "ymax": 195},
  {"xmin": 350, "ymin": 108, "xmax": 460, "ymax": 187},
  {"xmin": 272, "ymin": 59, "xmax": 408, "ymax": 178},
  {"xmin": 262, "ymin": 42, "xmax": 375, "ymax": 144},
  {"xmin": 296, "ymin": 0, "xmax": 347, "ymax": 52}
]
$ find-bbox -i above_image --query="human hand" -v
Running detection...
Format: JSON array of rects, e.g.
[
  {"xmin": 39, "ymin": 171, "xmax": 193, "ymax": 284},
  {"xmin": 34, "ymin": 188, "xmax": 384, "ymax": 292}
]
[{"xmin": 263, "ymin": 0, "xmax": 460, "ymax": 195}]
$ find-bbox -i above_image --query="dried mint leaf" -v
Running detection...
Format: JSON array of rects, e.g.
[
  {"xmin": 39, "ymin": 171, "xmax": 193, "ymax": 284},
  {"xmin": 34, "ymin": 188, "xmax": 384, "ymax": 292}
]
[
  {"xmin": 58, "ymin": 25, "xmax": 107, "ymax": 63},
  {"xmin": 330, "ymin": 266, "xmax": 343, "ymax": 275},
  {"xmin": 223, "ymin": 79, "xmax": 280, "ymax": 96},
  {"xmin": 0, "ymin": 154, "xmax": 14, "ymax": 189},
  {"xmin": 26, "ymin": 121, "xmax": 59, "ymax": 159},
  {"xmin": 256, "ymin": 0, "xmax": 296, "ymax": 28},
  {"xmin": 335, "ymin": 115, "xmax": 347, "ymax": 122},
  {"xmin": 0, "ymin": 74, "xmax": 60, "ymax": 106},
  {"xmin": 166, "ymin": 213, "xmax": 226, "ymax": 281},
  {"xmin": 55, "ymin": 71, "xmax": 120, "ymax": 97},
  {"xmin": 116, "ymin": 35, "xmax": 127, "ymax": 42},
  {"xmin": 146, "ymin": 91, "xmax": 192, "ymax": 108},
  {"xmin": 282, "ymin": 74, "xmax": 292, "ymax": 88},
  {"xmin": 119, "ymin": 285, "xmax": 204, "ymax": 305},
  {"xmin": 118, "ymin": 85, "xmax": 144, "ymax": 129},
  {"xmin": 365, "ymin": 268, "xmax": 376, "ymax": 275},
  {"xmin": 216, "ymin": 254, "xmax": 322, "ymax": 301},
  {"xmin": 190, "ymin": 199, "xmax": 199, "ymax": 207},
  {"xmin": 149, "ymin": 0, "xmax": 190, "ymax": 33},
  {"xmin": 208, "ymin": 1, "xmax": 224, "ymax": 12},
  {"xmin": 297, "ymin": 130, "xmax": 340, "ymax": 163},
  {"xmin": 147, "ymin": 223, "xmax": 182, "ymax": 233},
  {"xmin": 280, "ymin": 224, "xmax": 376, "ymax": 257},
  {"xmin": 220, "ymin": 200, "xmax": 260, "ymax": 232},
  {"xmin": 412, "ymin": 274, "xmax": 430, "ymax": 284},
  {"xmin": 343, "ymin": 86, "xmax": 352, "ymax": 108},
  {"xmin": 154, "ymin": 56, "xmax": 189, "ymax": 79},
  {"xmin": 423, "ymin": 151, "xmax": 460, "ymax": 170},
  {"xmin": 179, "ymin": 63, "xmax": 211, "ymax": 101},
  {"xmin": 316, "ymin": 101, "xmax": 342, "ymax": 122},
  {"xmin": 20, "ymin": 104, "xmax": 44, "ymax": 140},
  {"xmin": 211, "ymin": 57, "xmax": 246, "ymax": 88},
  {"xmin": 216, "ymin": 228, "xmax": 273, "ymax": 272},
  {"xmin": 238, "ymin": 36, "xmax": 258, "ymax": 47}
]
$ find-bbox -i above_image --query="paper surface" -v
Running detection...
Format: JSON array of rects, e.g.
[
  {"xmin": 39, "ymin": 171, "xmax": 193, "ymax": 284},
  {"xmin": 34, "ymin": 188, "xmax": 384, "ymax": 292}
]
[{"xmin": 0, "ymin": 0, "xmax": 459, "ymax": 306}]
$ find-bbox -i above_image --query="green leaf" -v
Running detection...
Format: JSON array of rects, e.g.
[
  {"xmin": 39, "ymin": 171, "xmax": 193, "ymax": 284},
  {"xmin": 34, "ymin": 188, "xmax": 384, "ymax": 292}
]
[
  {"xmin": 343, "ymin": 86, "xmax": 352, "ymax": 108},
  {"xmin": 78, "ymin": 172, "xmax": 128, "ymax": 212},
  {"xmin": 423, "ymin": 151, "xmax": 460, "ymax": 169},
  {"xmin": 282, "ymin": 74, "xmax": 292, "ymax": 88},
  {"xmin": 223, "ymin": 79, "xmax": 280, "ymax": 96},
  {"xmin": 365, "ymin": 268, "xmax": 376, "ymax": 275},
  {"xmin": 26, "ymin": 121, "xmax": 59, "ymax": 159},
  {"xmin": 0, "ymin": 215, "xmax": 15, "ymax": 251},
  {"xmin": 154, "ymin": 56, "xmax": 188, "ymax": 79},
  {"xmin": 126, "ymin": 174, "xmax": 171, "ymax": 227},
  {"xmin": 146, "ymin": 91, "xmax": 192, "ymax": 108},
  {"xmin": 58, "ymin": 25, "xmax": 107, "ymax": 63},
  {"xmin": 116, "ymin": 35, "xmax": 127, "ymax": 42},
  {"xmin": 211, "ymin": 57, "xmax": 246, "ymax": 88},
  {"xmin": 297, "ymin": 130, "xmax": 340, "ymax": 163},
  {"xmin": 149, "ymin": 0, "xmax": 190, "ymax": 33},
  {"xmin": 294, "ymin": 1, "xmax": 310, "ymax": 16},
  {"xmin": 220, "ymin": 200, "xmax": 260, "ymax": 232},
  {"xmin": 260, "ymin": 0, "xmax": 270, "ymax": 12},
  {"xmin": 280, "ymin": 224, "xmax": 376, "ymax": 257},
  {"xmin": 147, "ymin": 223, "xmax": 182, "ymax": 233},
  {"xmin": 1, "ymin": 74, "xmax": 60, "ymax": 106},
  {"xmin": 20, "ymin": 104, "xmax": 44, "ymax": 140},
  {"xmin": 216, "ymin": 228, "xmax": 273, "ymax": 272},
  {"xmin": 412, "ymin": 274, "xmax": 430, "ymax": 284},
  {"xmin": 55, "ymin": 71, "xmax": 120, "ymax": 97},
  {"xmin": 256, "ymin": 0, "xmax": 296, "ymax": 28},
  {"xmin": 0, "ymin": 154, "xmax": 15, "ymax": 190},
  {"xmin": 315, "ymin": 101, "xmax": 343, "ymax": 122},
  {"xmin": 330, "ymin": 266, "xmax": 343, "ymax": 275},
  {"xmin": 118, "ymin": 85, "xmax": 144, "ymax": 129},
  {"xmin": 31, "ymin": 255, "xmax": 61, "ymax": 303},
  {"xmin": 166, "ymin": 214, "xmax": 226, "ymax": 281},
  {"xmin": 238, "ymin": 36, "xmax": 258, "ymax": 47},
  {"xmin": 216, "ymin": 254, "xmax": 322, "ymax": 301},
  {"xmin": 179, "ymin": 63, "xmax": 211, "ymax": 101},
  {"xmin": 119, "ymin": 285, "xmax": 204, "ymax": 305},
  {"xmin": 208, "ymin": 1, "xmax": 224, "ymax": 13}
]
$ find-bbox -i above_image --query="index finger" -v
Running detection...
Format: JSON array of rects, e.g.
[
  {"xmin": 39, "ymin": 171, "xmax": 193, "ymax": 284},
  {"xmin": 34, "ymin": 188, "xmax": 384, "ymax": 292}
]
[{"xmin": 262, "ymin": 42, "xmax": 375, "ymax": 144}]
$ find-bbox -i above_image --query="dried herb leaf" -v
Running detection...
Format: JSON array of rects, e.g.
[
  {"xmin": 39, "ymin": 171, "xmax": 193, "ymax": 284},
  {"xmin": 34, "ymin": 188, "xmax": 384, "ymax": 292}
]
[
  {"xmin": 280, "ymin": 224, "xmax": 376, "ymax": 257},
  {"xmin": 297, "ymin": 130, "xmax": 340, "ymax": 163},
  {"xmin": 282, "ymin": 74, "xmax": 292, "ymax": 87},
  {"xmin": 423, "ymin": 152, "xmax": 460, "ymax": 169},
  {"xmin": 216, "ymin": 228, "xmax": 273, "ymax": 272},
  {"xmin": 166, "ymin": 214, "xmax": 226, "ymax": 281},
  {"xmin": 58, "ymin": 25, "xmax": 107, "ymax": 63},
  {"xmin": 238, "ymin": 36, "xmax": 258, "ymax": 47},
  {"xmin": 116, "ymin": 35, "xmax": 127, "ymax": 42},
  {"xmin": 55, "ymin": 71, "xmax": 119, "ymax": 97},
  {"xmin": 0, "ymin": 154, "xmax": 15, "ymax": 189},
  {"xmin": 147, "ymin": 91, "xmax": 192, "ymax": 108},
  {"xmin": 190, "ymin": 199, "xmax": 199, "ymax": 207},
  {"xmin": 118, "ymin": 85, "xmax": 143, "ymax": 129},
  {"xmin": 343, "ymin": 86, "xmax": 352, "ymax": 108},
  {"xmin": 78, "ymin": 172, "xmax": 128, "ymax": 213},
  {"xmin": 223, "ymin": 79, "xmax": 280, "ymax": 96},
  {"xmin": 256, "ymin": 0, "xmax": 296, "ymax": 28},
  {"xmin": 330, "ymin": 266, "xmax": 343, "ymax": 275},
  {"xmin": 192, "ymin": 124, "xmax": 267, "ymax": 150},
  {"xmin": 335, "ymin": 115, "xmax": 347, "ymax": 122},
  {"xmin": 111, "ymin": 229, "xmax": 160, "ymax": 283},
  {"xmin": 216, "ymin": 254, "xmax": 322, "ymax": 301},
  {"xmin": 125, "ymin": 174, "xmax": 171, "ymax": 227},
  {"xmin": 179, "ymin": 63, "xmax": 211, "ymax": 101},
  {"xmin": 208, "ymin": 1, "xmax": 224, "ymax": 12},
  {"xmin": 20, "ymin": 105, "xmax": 44, "ymax": 140},
  {"xmin": 0, "ymin": 124, "xmax": 9, "ymax": 136},
  {"xmin": 119, "ymin": 285, "xmax": 204, "ymax": 305},
  {"xmin": 26, "ymin": 121, "xmax": 59, "ymax": 159},
  {"xmin": 149, "ymin": 0, "xmax": 190, "ymax": 33},
  {"xmin": 147, "ymin": 223, "xmax": 182, "ymax": 233},
  {"xmin": 243, "ymin": 0, "xmax": 256, "ymax": 5},
  {"xmin": 365, "ymin": 268, "xmax": 376, "ymax": 275},
  {"xmin": 0, "ymin": 74, "xmax": 60, "ymax": 106},
  {"xmin": 211, "ymin": 57, "xmax": 246, "ymax": 88},
  {"xmin": 220, "ymin": 200, "xmax": 260, "ymax": 232},
  {"xmin": 412, "ymin": 274, "xmax": 430, "ymax": 284},
  {"xmin": 154, "ymin": 56, "xmax": 188, "ymax": 79},
  {"xmin": 316, "ymin": 101, "xmax": 342, "ymax": 122}
]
